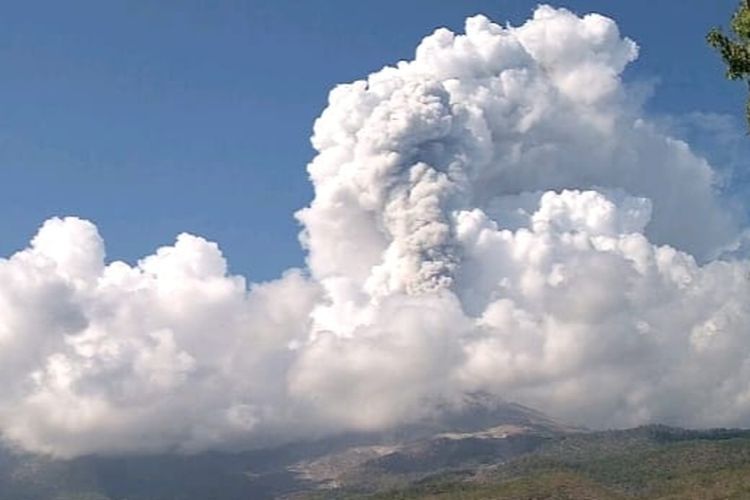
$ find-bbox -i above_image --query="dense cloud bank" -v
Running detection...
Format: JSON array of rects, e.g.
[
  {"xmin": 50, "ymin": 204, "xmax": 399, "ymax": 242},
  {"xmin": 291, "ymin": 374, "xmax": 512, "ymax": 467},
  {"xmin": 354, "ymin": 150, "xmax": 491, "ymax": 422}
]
[{"xmin": 2, "ymin": 6, "xmax": 750, "ymax": 456}]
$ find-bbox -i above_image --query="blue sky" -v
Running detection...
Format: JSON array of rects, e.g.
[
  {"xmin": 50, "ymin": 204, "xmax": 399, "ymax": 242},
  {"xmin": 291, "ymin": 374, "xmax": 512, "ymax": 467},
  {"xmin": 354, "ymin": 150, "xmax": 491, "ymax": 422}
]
[{"xmin": 0, "ymin": 0, "xmax": 744, "ymax": 281}]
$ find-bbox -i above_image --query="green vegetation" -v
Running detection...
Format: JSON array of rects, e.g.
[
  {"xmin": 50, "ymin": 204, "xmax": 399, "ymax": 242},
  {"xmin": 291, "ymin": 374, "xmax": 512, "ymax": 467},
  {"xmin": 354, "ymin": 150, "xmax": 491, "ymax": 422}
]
[
  {"xmin": 708, "ymin": 0, "xmax": 750, "ymax": 128},
  {"xmin": 4, "ymin": 427, "xmax": 750, "ymax": 499},
  {"xmin": 349, "ymin": 427, "xmax": 750, "ymax": 500}
]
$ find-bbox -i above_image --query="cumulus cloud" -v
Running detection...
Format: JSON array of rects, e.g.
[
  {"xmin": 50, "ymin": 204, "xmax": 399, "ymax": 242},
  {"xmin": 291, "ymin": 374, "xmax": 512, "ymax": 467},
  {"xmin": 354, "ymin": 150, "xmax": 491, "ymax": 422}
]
[{"xmin": 1, "ymin": 5, "xmax": 750, "ymax": 456}]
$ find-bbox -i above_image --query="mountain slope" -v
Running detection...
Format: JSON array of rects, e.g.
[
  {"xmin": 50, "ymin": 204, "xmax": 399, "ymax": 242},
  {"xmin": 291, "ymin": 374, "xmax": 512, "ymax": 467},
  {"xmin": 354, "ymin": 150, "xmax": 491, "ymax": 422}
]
[
  {"xmin": 2, "ymin": 403, "xmax": 750, "ymax": 499},
  {"xmin": 0, "ymin": 400, "xmax": 567, "ymax": 499},
  {"xmin": 354, "ymin": 427, "xmax": 750, "ymax": 500}
]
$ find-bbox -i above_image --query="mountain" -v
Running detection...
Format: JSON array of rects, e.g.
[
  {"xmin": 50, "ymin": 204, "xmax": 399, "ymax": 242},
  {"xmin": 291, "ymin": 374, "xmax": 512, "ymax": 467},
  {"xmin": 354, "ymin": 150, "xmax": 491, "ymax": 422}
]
[
  {"xmin": 0, "ymin": 399, "xmax": 568, "ymax": 499},
  {"xmin": 1, "ymin": 401, "xmax": 750, "ymax": 499},
  {"xmin": 358, "ymin": 426, "xmax": 750, "ymax": 500}
]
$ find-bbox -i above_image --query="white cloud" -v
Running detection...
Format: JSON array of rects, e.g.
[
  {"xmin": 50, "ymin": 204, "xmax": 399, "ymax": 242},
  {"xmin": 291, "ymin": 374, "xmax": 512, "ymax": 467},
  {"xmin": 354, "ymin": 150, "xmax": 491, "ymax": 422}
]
[{"xmin": 1, "ymin": 5, "xmax": 750, "ymax": 456}]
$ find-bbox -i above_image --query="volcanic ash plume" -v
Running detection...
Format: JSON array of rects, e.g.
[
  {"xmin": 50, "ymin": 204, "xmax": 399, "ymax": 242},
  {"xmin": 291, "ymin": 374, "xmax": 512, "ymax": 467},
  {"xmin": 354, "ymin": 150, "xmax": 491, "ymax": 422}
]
[{"xmin": 1, "ymin": 6, "xmax": 749, "ymax": 456}]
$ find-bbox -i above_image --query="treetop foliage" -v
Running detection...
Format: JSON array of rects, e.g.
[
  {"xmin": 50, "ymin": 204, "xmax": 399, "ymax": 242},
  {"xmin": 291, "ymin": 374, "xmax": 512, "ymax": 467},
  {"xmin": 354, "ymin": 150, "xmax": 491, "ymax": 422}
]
[{"xmin": 708, "ymin": 0, "xmax": 750, "ymax": 128}]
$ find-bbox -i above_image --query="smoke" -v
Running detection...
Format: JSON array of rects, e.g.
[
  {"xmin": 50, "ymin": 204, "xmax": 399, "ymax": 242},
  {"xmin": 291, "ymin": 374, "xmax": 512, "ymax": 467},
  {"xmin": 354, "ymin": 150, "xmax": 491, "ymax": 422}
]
[{"xmin": 2, "ymin": 5, "xmax": 750, "ymax": 457}]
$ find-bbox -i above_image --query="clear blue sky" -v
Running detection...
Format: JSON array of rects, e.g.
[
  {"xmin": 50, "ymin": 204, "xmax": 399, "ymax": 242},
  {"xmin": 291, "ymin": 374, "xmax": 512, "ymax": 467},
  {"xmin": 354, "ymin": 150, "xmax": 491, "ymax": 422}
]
[{"xmin": 0, "ymin": 0, "xmax": 744, "ymax": 280}]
